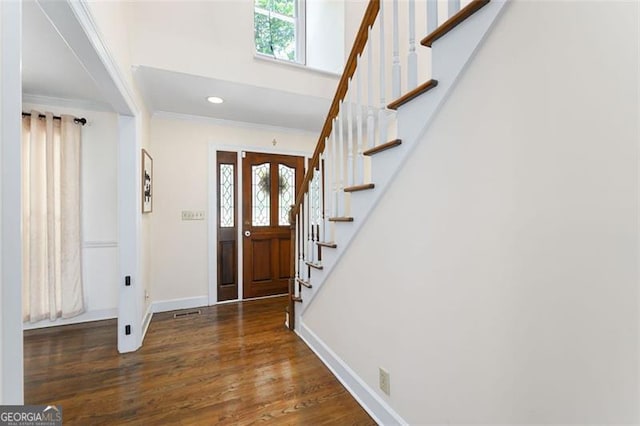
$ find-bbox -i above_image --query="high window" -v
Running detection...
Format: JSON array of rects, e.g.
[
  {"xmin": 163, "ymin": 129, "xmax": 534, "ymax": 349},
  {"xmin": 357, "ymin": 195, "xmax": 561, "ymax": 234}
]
[{"xmin": 254, "ymin": 0, "xmax": 305, "ymax": 64}]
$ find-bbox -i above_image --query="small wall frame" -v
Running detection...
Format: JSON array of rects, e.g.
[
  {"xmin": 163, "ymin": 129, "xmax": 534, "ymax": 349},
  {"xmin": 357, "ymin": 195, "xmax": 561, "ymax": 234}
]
[{"xmin": 142, "ymin": 149, "xmax": 153, "ymax": 213}]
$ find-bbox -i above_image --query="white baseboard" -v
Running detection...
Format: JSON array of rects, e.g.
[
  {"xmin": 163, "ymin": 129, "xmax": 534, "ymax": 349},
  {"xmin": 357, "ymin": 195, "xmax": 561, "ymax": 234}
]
[
  {"xmin": 23, "ymin": 308, "xmax": 117, "ymax": 330},
  {"xmin": 141, "ymin": 302, "xmax": 153, "ymax": 342},
  {"xmin": 152, "ymin": 296, "xmax": 208, "ymax": 313},
  {"xmin": 297, "ymin": 322, "xmax": 407, "ymax": 426}
]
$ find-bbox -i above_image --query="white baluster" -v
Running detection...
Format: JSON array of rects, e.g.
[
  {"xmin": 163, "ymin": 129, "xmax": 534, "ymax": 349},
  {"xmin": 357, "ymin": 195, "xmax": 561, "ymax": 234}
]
[
  {"xmin": 347, "ymin": 85, "xmax": 354, "ymax": 189},
  {"xmin": 309, "ymin": 173, "xmax": 315, "ymax": 265},
  {"xmin": 408, "ymin": 0, "xmax": 417, "ymax": 90},
  {"xmin": 303, "ymin": 194, "xmax": 309, "ymax": 276},
  {"xmin": 449, "ymin": 0, "xmax": 460, "ymax": 18},
  {"xmin": 298, "ymin": 209, "xmax": 304, "ymax": 280},
  {"xmin": 392, "ymin": 0, "xmax": 401, "ymax": 99},
  {"xmin": 356, "ymin": 55, "xmax": 364, "ymax": 185},
  {"xmin": 338, "ymin": 104, "xmax": 345, "ymax": 216},
  {"xmin": 367, "ymin": 27, "xmax": 375, "ymax": 150},
  {"xmin": 331, "ymin": 121, "xmax": 338, "ymax": 219},
  {"xmin": 427, "ymin": 0, "xmax": 438, "ymax": 34},
  {"xmin": 379, "ymin": 0, "xmax": 388, "ymax": 147},
  {"xmin": 320, "ymin": 151, "xmax": 327, "ymax": 243}
]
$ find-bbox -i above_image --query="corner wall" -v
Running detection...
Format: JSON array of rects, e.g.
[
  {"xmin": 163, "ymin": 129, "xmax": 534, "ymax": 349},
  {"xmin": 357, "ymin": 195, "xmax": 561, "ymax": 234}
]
[{"xmin": 303, "ymin": 1, "xmax": 639, "ymax": 423}]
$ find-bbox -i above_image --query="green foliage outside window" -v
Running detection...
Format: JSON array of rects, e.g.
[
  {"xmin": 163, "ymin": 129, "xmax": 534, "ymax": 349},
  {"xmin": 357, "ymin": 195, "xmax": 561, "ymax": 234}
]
[{"xmin": 254, "ymin": 0, "xmax": 298, "ymax": 62}]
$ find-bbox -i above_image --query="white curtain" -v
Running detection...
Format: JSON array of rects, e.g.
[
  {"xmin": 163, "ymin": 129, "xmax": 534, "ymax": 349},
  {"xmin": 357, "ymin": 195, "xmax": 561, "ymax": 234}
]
[{"xmin": 22, "ymin": 111, "xmax": 85, "ymax": 323}]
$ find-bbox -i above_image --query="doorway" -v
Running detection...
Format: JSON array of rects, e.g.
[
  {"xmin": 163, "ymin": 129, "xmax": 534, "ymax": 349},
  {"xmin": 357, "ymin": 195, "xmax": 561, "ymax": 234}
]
[{"xmin": 241, "ymin": 152, "xmax": 304, "ymax": 299}]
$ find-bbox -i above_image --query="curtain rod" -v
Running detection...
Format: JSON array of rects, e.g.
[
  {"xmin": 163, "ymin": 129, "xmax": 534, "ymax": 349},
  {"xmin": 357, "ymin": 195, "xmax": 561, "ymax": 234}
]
[{"xmin": 22, "ymin": 112, "xmax": 87, "ymax": 126}]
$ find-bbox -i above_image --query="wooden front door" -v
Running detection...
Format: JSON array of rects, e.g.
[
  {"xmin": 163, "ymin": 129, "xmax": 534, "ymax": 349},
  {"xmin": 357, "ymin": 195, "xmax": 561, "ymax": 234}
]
[{"xmin": 242, "ymin": 152, "xmax": 304, "ymax": 299}]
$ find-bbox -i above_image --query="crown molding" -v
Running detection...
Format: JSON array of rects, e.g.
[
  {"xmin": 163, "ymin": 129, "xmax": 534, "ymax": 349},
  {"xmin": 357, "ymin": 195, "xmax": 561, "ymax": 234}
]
[{"xmin": 23, "ymin": 94, "xmax": 113, "ymax": 112}]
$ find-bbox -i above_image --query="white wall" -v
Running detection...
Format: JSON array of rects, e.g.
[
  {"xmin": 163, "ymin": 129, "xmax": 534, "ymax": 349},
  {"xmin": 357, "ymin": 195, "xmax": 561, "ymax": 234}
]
[
  {"xmin": 0, "ymin": 0, "xmax": 5, "ymax": 402},
  {"xmin": 306, "ymin": 0, "xmax": 345, "ymax": 74},
  {"xmin": 303, "ymin": 1, "xmax": 639, "ymax": 423},
  {"xmin": 149, "ymin": 114, "xmax": 316, "ymax": 305},
  {"xmin": 22, "ymin": 102, "xmax": 119, "ymax": 329},
  {"xmin": 0, "ymin": 0, "xmax": 23, "ymax": 404},
  {"xmin": 126, "ymin": 0, "xmax": 339, "ymax": 100}
]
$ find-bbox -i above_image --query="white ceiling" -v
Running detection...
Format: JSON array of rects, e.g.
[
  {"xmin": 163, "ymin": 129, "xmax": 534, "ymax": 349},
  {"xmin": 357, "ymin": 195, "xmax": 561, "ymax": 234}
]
[
  {"xmin": 134, "ymin": 66, "xmax": 331, "ymax": 132},
  {"xmin": 22, "ymin": 0, "xmax": 108, "ymax": 107},
  {"xmin": 22, "ymin": 1, "xmax": 332, "ymax": 132}
]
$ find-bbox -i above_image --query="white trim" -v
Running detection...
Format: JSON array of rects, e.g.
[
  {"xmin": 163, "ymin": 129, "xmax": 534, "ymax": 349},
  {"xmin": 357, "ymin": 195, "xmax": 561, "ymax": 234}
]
[
  {"xmin": 141, "ymin": 303, "xmax": 153, "ymax": 340},
  {"xmin": 22, "ymin": 94, "xmax": 112, "ymax": 113},
  {"xmin": 153, "ymin": 111, "xmax": 318, "ymax": 136},
  {"xmin": 152, "ymin": 296, "xmax": 208, "ymax": 314},
  {"xmin": 207, "ymin": 146, "xmax": 218, "ymax": 306},
  {"xmin": 83, "ymin": 240, "xmax": 118, "ymax": 249},
  {"xmin": 253, "ymin": 54, "xmax": 340, "ymax": 79},
  {"xmin": 297, "ymin": 322, "xmax": 408, "ymax": 426},
  {"xmin": 22, "ymin": 309, "xmax": 117, "ymax": 330}
]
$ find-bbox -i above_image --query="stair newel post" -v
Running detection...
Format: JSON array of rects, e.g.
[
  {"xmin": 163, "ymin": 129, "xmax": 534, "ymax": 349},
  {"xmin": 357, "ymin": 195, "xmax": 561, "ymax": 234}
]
[
  {"xmin": 392, "ymin": 0, "xmax": 401, "ymax": 99},
  {"xmin": 427, "ymin": 0, "xmax": 438, "ymax": 34},
  {"xmin": 407, "ymin": 0, "xmax": 417, "ymax": 90},
  {"xmin": 356, "ymin": 55, "xmax": 364, "ymax": 185},
  {"xmin": 288, "ymin": 206, "xmax": 296, "ymax": 330},
  {"xmin": 379, "ymin": 0, "xmax": 388, "ymax": 146},
  {"xmin": 449, "ymin": 0, "xmax": 460, "ymax": 17}
]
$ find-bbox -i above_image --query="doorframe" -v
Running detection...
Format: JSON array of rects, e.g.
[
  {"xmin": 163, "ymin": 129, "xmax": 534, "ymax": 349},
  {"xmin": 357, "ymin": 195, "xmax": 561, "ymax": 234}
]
[{"xmin": 207, "ymin": 143, "xmax": 311, "ymax": 306}]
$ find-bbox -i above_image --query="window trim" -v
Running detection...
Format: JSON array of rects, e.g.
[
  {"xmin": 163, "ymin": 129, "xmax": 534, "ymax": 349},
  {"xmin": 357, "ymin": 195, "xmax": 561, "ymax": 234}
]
[{"xmin": 254, "ymin": 0, "xmax": 306, "ymax": 65}]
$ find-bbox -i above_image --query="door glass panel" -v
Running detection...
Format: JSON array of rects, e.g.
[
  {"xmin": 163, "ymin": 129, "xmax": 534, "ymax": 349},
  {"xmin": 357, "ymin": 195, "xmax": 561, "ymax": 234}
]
[
  {"xmin": 252, "ymin": 163, "xmax": 271, "ymax": 226},
  {"xmin": 219, "ymin": 164, "xmax": 235, "ymax": 228},
  {"xmin": 278, "ymin": 164, "xmax": 296, "ymax": 226}
]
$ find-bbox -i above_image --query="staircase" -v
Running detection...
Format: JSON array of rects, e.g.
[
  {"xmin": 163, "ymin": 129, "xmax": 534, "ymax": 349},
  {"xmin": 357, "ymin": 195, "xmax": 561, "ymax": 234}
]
[{"xmin": 286, "ymin": 0, "xmax": 508, "ymax": 330}]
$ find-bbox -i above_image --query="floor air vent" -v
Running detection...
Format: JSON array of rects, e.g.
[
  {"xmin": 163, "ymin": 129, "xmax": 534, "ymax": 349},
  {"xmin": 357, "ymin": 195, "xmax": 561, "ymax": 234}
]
[{"xmin": 173, "ymin": 310, "xmax": 201, "ymax": 319}]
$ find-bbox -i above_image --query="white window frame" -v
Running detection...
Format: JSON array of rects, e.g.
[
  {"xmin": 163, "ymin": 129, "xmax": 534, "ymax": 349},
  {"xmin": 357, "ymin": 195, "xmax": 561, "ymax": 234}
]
[{"xmin": 254, "ymin": 0, "xmax": 306, "ymax": 65}]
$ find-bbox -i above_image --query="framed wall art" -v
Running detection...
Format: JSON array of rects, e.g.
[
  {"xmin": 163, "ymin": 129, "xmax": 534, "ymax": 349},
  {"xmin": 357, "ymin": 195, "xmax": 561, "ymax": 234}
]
[{"xmin": 142, "ymin": 149, "xmax": 153, "ymax": 213}]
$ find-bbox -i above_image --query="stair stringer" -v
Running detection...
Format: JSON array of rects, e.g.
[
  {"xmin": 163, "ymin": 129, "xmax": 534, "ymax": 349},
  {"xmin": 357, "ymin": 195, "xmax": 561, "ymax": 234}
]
[{"xmin": 297, "ymin": 0, "xmax": 510, "ymax": 321}]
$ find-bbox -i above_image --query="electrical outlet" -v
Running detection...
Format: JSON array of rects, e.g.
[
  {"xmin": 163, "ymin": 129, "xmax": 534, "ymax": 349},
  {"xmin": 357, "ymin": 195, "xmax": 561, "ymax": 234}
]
[{"xmin": 379, "ymin": 367, "xmax": 390, "ymax": 395}]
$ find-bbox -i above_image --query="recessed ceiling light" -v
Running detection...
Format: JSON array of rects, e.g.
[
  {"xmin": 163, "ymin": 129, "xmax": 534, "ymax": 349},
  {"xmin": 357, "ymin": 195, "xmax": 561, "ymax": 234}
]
[{"xmin": 207, "ymin": 96, "xmax": 224, "ymax": 104}]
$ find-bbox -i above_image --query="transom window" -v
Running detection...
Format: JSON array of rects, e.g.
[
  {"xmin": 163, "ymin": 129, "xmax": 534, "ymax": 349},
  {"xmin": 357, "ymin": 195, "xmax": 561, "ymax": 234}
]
[{"xmin": 254, "ymin": 0, "xmax": 305, "ymax": 64}]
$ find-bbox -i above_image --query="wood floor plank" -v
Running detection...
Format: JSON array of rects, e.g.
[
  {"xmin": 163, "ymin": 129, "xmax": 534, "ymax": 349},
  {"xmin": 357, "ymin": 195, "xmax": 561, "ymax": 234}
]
[{"xmin": 24, "ymin": 296, "xmax": 374, "ymax": 425}]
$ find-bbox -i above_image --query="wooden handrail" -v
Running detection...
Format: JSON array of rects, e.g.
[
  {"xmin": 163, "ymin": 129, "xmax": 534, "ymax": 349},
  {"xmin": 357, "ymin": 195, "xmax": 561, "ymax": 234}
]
[{"xmin": 292, "ymin": 0, "xmax": 380, "ymax": 216}]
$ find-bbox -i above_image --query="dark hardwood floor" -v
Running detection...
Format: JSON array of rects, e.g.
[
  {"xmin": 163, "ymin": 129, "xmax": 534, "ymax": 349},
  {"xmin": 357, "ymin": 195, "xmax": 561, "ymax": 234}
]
[{"xmin": 24, "ymin": 296, "xmax": 375, "ymax": 425}]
